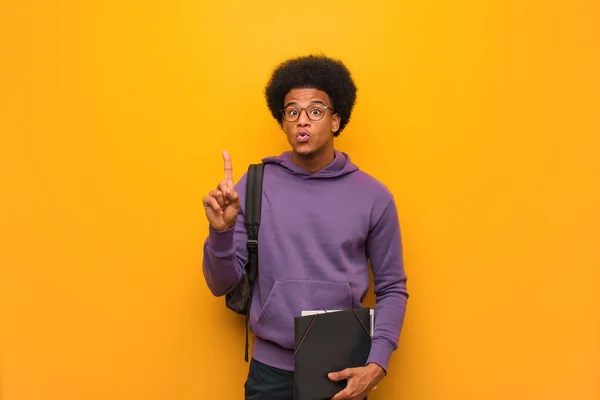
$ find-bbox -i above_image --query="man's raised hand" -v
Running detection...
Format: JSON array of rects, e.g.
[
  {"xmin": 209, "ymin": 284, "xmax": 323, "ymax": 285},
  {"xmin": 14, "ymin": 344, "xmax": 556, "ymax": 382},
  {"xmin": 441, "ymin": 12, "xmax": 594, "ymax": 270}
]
[{"xmin": 202, "ymin": 150, "xmax": 241, "ymax": 231}]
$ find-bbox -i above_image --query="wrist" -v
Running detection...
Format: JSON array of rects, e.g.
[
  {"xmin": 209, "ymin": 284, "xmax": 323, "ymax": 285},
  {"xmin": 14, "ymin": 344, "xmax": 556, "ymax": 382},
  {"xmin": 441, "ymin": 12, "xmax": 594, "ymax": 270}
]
[
  {"xmin": 366, "ymin": 362, "xmax": 385, "ymax": 379},
  {"xmin": 209, "ymin": 223, "xmax": 235, "ymax": 232}
]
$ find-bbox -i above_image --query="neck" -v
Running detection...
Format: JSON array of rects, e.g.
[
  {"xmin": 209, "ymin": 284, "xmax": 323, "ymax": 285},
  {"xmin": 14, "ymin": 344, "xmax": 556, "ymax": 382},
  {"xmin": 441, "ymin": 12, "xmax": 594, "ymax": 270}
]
[{"xmin": 291, "ymin": 147, "xmax": 335, "ymax": 174}]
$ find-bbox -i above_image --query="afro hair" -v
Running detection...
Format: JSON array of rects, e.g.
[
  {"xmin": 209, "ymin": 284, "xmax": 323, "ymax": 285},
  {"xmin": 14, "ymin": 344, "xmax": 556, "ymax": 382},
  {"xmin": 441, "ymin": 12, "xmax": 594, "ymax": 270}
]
[{"xmin": 264, "ymin": 55, "xmax": 357, "ymax": 136}]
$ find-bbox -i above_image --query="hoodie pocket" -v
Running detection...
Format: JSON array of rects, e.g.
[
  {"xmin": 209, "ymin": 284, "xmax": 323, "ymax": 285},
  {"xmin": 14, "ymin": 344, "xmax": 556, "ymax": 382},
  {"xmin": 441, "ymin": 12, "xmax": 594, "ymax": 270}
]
[{"xmin": 255, "ymin": 279, "xmax": 353, "ymax": 350}]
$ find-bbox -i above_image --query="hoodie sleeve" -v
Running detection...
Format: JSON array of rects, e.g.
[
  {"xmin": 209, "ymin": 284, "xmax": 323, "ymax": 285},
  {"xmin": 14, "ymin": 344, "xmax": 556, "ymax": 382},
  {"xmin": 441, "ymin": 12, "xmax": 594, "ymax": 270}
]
[
  {"xmin": 365, "ymin": 197, "xmax": 409, "ymax": 373},
  {"xmin": 201, "ymin": 175, "xmax": 249, "ymax": 297}
]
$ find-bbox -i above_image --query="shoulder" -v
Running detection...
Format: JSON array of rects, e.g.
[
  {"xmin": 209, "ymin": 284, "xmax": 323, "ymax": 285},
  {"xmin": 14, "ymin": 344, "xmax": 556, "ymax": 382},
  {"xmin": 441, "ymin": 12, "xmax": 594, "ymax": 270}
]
[
  {"xmin": 233, "ymin": 162, "xmax": 268, "ymax": 208},
  {"xmin": 351, "ymin": 170, "xmax": 395, "ymax": 202},
  {"xmin": 345, "ymin": 170, "xmax": 399, "ymax": 227}
]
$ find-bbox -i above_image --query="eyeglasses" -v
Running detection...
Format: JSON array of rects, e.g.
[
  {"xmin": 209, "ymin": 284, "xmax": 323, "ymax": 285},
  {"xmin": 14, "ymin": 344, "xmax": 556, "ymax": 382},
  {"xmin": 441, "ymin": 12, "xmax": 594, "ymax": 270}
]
[{"xmin": 280, "ymin": 103, "xmax": 336, "ymax": 122}]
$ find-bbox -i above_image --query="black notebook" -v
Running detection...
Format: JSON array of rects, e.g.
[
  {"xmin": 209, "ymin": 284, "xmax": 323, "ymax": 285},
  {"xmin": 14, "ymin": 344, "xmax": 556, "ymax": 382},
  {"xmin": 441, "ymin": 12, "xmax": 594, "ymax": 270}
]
[{"xmin": 293, "ymin": 307, "xmax": 372, "ymax": 400}]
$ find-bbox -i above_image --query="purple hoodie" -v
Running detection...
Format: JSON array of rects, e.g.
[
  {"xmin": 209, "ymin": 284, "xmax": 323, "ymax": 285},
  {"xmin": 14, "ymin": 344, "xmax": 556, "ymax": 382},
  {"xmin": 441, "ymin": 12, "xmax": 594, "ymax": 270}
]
[{"xmin": 202, "ymin": 150, "xmax": 408, "ymax": 373}]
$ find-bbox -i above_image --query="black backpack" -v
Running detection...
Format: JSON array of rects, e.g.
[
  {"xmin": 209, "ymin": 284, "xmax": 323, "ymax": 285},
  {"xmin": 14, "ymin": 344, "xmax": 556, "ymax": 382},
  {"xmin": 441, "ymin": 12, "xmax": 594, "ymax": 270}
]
[{"xmin": 225, "ymin": 163, "xmax": 264, "ymax": 361}]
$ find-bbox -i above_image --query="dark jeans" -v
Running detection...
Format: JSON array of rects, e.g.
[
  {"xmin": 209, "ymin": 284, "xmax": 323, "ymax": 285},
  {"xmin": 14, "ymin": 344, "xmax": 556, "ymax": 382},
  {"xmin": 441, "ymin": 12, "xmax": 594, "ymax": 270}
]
[
  {"xmin": 245, "ymin": 358, "xmax": 294, "ymax": 400},
  {"xmin": 244, "ymin": 358, "xmax": 368, "ymax": 400}
]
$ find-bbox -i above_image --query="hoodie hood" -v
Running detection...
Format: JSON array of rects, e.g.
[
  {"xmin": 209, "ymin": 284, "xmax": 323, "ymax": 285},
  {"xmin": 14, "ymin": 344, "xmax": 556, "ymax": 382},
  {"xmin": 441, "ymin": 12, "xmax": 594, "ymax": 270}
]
[{"xmin": 262, "ymin": 150, "xmax": 359, "ymax": 179}]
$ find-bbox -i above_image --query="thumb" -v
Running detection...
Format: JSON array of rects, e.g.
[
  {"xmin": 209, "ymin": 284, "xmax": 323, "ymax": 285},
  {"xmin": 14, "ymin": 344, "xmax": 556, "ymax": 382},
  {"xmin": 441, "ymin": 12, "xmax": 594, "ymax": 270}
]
[
  {"xmin": 222, "ymin": 190, "xmax": 241, "ymax": 226},
  {"xmin": 227, "ymin": 189, "xmax": 241, "ymax": 210},
  {"xmin": 328, "ymin": 368, "xmax": 352, "ymax": 381}
]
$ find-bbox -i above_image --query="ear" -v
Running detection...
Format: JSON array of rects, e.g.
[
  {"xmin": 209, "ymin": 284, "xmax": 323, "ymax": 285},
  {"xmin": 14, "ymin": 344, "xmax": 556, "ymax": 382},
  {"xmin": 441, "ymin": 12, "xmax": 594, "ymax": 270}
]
[{"xmin": 331, "ymin": 113, "xmax": 341, "ymax": 134}]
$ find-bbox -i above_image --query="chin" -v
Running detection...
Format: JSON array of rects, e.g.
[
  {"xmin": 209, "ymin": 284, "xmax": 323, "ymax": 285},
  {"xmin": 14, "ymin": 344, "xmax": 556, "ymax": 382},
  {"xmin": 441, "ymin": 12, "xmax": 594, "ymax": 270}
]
[{"xmin": 292, "ymin": 145, "xmax": 317, "ymax": 158}]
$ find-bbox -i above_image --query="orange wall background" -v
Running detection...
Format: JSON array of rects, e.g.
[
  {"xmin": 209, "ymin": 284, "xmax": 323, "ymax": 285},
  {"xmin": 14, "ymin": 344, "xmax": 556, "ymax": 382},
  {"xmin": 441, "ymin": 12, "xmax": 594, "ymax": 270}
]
[{"xmin": 1, "ymin": 1, "xmax": 599, "ymax": 399}]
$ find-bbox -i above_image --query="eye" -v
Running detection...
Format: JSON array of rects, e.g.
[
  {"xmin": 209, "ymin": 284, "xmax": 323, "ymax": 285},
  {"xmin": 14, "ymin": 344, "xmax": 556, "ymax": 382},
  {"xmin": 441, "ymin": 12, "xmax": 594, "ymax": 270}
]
[
  {"xmin": 309, "ymin": 105, "xmax": 324, "ymax": 115},
  {"xmin": 287, "ymin": 108, "xmax": 299, "ymax": 117}
]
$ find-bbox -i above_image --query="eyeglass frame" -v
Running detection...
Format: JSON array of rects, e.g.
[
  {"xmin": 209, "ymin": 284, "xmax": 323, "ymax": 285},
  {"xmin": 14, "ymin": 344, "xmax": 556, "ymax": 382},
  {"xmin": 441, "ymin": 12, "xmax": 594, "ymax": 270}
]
[{"xmin": 279, "ymin": 103, "xmax": 337, "ymax": 123}]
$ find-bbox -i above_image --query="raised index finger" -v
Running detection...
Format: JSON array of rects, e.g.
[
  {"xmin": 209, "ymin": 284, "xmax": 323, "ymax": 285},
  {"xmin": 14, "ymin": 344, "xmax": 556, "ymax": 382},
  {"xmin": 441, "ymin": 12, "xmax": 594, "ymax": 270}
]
[{"xmin": 222, "ymin": 150, "xmax": 233, "ymax": 183}]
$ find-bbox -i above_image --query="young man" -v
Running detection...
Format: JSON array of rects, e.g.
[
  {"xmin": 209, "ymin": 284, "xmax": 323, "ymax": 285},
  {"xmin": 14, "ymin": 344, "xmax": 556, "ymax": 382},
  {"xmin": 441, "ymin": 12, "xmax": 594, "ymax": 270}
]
[{"xmin": 202, "ymin": 55, "xmax": 408, "ymax": 400}]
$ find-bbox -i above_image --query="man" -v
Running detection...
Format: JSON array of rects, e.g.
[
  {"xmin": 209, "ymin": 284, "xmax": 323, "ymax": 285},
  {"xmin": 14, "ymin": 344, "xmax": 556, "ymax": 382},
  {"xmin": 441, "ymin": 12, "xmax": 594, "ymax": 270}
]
[{"xmin": 202, "ymin": 55, "xmax": 408, "ymax": 400}]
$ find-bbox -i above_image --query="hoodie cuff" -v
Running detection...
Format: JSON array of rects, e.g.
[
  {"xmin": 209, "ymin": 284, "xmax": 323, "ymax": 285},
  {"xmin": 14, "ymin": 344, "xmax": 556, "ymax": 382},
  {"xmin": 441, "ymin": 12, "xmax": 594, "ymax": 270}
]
[
  {"xmin": 206, "ymin": 225, "xmax": 235, "ymax": 255},
  {"xmin": 366, "ymin": 338, "xmax": 396, "ymax": 375}
]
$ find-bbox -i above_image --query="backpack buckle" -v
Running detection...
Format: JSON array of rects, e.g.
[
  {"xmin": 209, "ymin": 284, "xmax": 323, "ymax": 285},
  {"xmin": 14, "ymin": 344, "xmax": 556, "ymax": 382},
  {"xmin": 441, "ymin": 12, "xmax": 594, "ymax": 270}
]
[{"xmin": 247, "ymin": 239, "xmax": 258, "ymax": 251}]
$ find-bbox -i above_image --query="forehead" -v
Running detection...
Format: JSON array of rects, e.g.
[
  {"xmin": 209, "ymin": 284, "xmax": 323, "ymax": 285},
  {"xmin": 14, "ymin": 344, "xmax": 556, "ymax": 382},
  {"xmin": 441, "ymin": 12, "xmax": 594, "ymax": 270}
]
[{"xmin": 284, "ymin": 88, "xmax": 332, "ymax": 105}]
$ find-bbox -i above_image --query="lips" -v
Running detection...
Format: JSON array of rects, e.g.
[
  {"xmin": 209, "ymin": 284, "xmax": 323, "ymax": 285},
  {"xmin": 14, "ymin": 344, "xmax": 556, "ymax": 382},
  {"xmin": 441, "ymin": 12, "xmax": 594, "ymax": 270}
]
[{"xmin": 296, "ymin": 130, "xmax": 311, "ymax": 143}]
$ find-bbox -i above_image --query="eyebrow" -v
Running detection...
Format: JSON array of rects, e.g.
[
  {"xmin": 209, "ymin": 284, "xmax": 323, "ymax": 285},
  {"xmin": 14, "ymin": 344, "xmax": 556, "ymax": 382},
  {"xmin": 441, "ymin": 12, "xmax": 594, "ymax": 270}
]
[{"xmin": 284, "ymin": 100, "xmax": 327, "ymax": 108}]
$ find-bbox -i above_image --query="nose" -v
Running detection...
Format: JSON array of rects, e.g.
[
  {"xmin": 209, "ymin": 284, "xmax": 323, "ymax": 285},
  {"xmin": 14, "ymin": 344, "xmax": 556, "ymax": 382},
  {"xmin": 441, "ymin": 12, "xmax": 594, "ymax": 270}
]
[{"xmin": 296, "ymin": 108, "xmax": 311, "ymax": 127}]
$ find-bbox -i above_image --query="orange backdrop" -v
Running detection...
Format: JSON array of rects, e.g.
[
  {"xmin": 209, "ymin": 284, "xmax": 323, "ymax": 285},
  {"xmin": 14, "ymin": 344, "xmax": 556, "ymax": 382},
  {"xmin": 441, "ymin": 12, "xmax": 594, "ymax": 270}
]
[{"xmin": 1, "ymin": 1, "xmax": 599, "ymax": 399}]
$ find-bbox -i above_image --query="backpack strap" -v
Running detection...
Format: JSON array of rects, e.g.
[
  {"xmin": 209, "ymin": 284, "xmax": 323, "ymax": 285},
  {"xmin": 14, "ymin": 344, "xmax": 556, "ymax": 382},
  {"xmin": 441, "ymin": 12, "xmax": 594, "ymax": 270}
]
[{"xmin": 244, "ymin": 163, "xmax": 264, "ymax": 361}]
